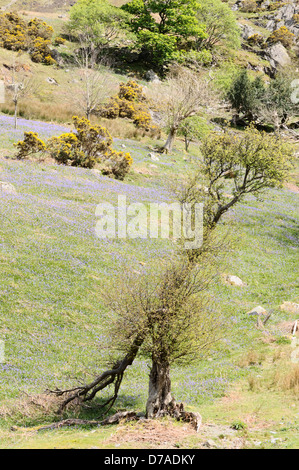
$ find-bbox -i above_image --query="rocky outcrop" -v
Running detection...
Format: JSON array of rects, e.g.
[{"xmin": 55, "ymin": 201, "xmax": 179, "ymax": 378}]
[
  {"xmin": 264, "ymin": 42, "xmax": 292, "ymax": 69},
  {"xmin": 266, "ymin": 1, "xmax": 299, "ymax": 36}
]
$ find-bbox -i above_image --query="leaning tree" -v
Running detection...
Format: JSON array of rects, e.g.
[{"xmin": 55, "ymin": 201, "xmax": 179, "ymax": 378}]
[
  {"xmin": 149, "ymin": 66, "xmax": 214, "ymax": 153},
  {"xmin": 51, "ymin": 126, "xmax": 293, "ymax": 423}
]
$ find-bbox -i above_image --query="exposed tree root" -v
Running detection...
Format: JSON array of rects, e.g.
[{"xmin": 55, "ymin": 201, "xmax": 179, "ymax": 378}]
[
  {"xmin": 35, "ymin": 407, "xmax": 201, "ymax": 433},
  {"xmin": 36, "ymin": 411, "xmax": 138, "ymax": 432},
  {"xmin": 149, "ymin": 401, "xmax": 202, "ymax": 432}
]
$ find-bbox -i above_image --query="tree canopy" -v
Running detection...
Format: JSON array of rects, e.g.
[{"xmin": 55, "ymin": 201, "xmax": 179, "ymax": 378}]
[
  {"xmin": 196, "ymin": 0, "xmax": 241, "ymax": 49},
  {"xmin": 67, "ymin": 0, "xmax": 131, "ymax": 47},
  {"xmin": 121, "ymin": 0, "xmax": 206, "ymax": 64}
]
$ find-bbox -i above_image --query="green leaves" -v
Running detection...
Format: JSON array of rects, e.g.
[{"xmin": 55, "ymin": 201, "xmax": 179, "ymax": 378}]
[
  {"xmin": 122, "ymin": 0, "xmax": 206, "ymax": 65},
  {"xmin": 196, "ymin": 0, "xmax": 241, "ymax": 49},
  {"xmin": 68, "ymin": 0, "xmax": 131, "ymax": 46}
]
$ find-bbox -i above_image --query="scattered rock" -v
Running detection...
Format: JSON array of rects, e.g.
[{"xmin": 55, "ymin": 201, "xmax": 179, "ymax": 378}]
[
  {"xmin": 240, "ymin": 24, "xmax": 256, "ymax": 40},
  {"xmin": 223, "ymin": 274, "xmax": 246, "ymax": 287},
  {"xmin": 149, "ymin": 153, "xmax": 160, "ymax": 162},
  {"xmin": 203, "ymin": 439, "xmax": 218, "ymax": 448},
  {"xmin": 144, "ymin": 70, "xmax": 161, "ymax": 83},
  {"xmin": 0, "ymin": 181, "xmax": 17, "ymax": 194},
  {"xmin": 121, "ymin": 144, "xmax": 126, "ymax": 148},
  {"xmin": 46, "ymin": 77, "xmax": 58, "ymax": 85},
  {"xmin": 280, "ymin": 301, "xmax": 299, "ymax": 314},
  {"xmin": 247, "ymin": 306, "xmax": 267, "ymax": 316},
  {"xmin": 264, "ymin": 42, "xmax": 291, "ymax": 69},
  {"xmin": 50, "ymin": 48, "xmax": 64, "ymax": 66}
]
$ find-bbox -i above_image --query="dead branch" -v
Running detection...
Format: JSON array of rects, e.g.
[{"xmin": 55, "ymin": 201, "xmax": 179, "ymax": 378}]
[
  {"xmin": 49, "ymin": 332, "xmax": 145, "ymax": 413},
  {"xmin": 36, "ymin": 411, "xmax": 138, "ymax": 432}
]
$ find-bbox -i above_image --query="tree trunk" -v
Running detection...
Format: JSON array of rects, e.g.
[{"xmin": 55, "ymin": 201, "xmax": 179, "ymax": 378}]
[
  {"xmin": 14, "ymin": 101, "xmax": 18, "ymax": 130},
  {"xmin": 184, "ymin": 136, "xmax": 190, "ymax": 152},
  {"xmin": 162, "ymin": 127, "xmax": 177, "ymax": 154},
  {"xmin": 146, "ymin": 358, "xmax": 175, "ymax": 418}
]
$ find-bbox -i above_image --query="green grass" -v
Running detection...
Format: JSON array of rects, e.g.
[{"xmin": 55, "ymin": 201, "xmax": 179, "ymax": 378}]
[{"xmin": 0, "ymin": 112, "xmax": 298, "ymax": 449}]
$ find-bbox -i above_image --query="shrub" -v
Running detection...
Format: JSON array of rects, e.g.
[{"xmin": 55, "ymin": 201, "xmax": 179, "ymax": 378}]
[
  {"xmin": 0, "ymin": 12, "xmax": 55, "ymax": 64},
  {"xmin": 240, "ymin": 0, "xmax": 258, "ymax": 12},
  {"xmin": 101, "ymin": 150, "xmax": 133, "ymax": 180},
  {"xmin": 14, "ymin": 131, "xmax": 46, "ymax": 159},
  {"xmin": 99, "ymin": 81, "xmax": 156, "ymax": 132},
  {"xmin": 48, "ymin": 117, "xmax": 113, "ymax": 168},
  {"xmin": 267, "ymin": 26, "xmax": 295, "ymax": 48},
  {"xmin": 231, "ymin": 420, "xmax": 247, "ymax": 430},
  {"xmin": 30, "ymin": 37, "xmax": 56, "ymax": 65},
  {"xmin": 27, "ymin": 18, "xmax": 53, "ymax": 40},
  {"xmin": 54, "ymin": 36, "xmax": 66, "ymax": 46},
  {"xmin": 247, "ymin": 33, "xmax": 265, "ymax": 47},
  {"xmin": 15, "ymin": 117, "xmax": 133, "ymax": 179},
  {"xmin": 118, "ymin": 80, "xmax": 145, "ymax": 102},
  {"xmin": 173, "ymin": 49, "xmax": 213, "ymax": 67}
]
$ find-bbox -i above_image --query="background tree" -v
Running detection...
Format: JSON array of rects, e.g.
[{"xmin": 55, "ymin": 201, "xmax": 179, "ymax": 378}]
[
  {"xmin": 259, "ymin": 72, "xmax": 298, "ymax": 133},
  {"xmin": 177, "ymin": 115, "xmax": 212, "ymax": 152},
  {"xmin": 226, "ymin": 69, "xmax": 265, "ymax": 124},
  {"xmin": 122, "ymin": 0, "xmax": 206, "ymax": 66},
  {"xmin": 5, "ymin": 55, "xmax": 38, "ymax": 129},
  {"xmin": 71, "ymin": 34, "xmax": 117, "ymax": 120},
  {"xmin": 196, "ymin": 0, "xmax": 241, "ymax": 50},
  {"xmin": 149, "ymin": 66, "xmax": 213, "ymax": 153},
  {"xmin": 67, "ymin": 0, "xmax": 131, "ymax": 55}
]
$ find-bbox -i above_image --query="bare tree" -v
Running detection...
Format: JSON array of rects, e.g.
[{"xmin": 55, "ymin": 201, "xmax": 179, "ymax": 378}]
[
  {"xmin": 5, "ymin": 55, "xmax": 38, "ymax": 129},
  {"xmin": 71, "ymin": 34, "xmax": 117, "ymax": 120},
  {"xmin": 149, "ymin": 66, "xmax": 215, "ymax": 153}
]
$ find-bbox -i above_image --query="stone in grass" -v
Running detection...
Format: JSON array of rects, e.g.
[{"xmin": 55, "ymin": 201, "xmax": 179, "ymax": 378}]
[
  {"xmin": 203, "ymin": 439, "xmax": 218, "ymax": 449},
  {"xmin": 0, "ymin": 181, "xmax": 17, "ymax": 194},
  {"xmin": 247, "ymin": 306, "xmax": 267, "ymax": 317},
  {"xmin": 223, "ymin": 274, "xmax": 246, "ymax": 287},
  {"xmin": 148, "ymin": 153, "xmax": 160, "ymax": 162},
  {"xmin": 280, "ymin": 301, "xmax": 299, "ymax": 315}
]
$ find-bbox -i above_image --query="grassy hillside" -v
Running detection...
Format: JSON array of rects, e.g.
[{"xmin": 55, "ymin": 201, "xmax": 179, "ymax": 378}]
[
  {"xmin": 0, "ymin": 0, "xmax": 298, "ymax": 450},
  {"xmin": 0, "ymin": 114, "xmax": 298, "ymax": 448}
]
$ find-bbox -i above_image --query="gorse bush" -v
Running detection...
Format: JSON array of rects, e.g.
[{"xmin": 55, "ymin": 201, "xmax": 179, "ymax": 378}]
[
  {"xmin": 247, "ymin": 33, "xmax": 265, "ymax": 47},
  {"xmin": 0, "ymin": 12, "xmax": 55, "ymax": 64},
  {"xmin": 99, "ymin": 80, "xmax": 157, "ymax": 132},
  {"xmin": 14, "ymin": 117, "xmax": 133, "ymax": 179},
  {"xmin": 54, "ymin": 37, "xmax": 66, "ymax": 46},
  {"xmin": 101, "ymin": 150, "xmax": 134, "ymax": 180},
  {"xmin": 267, "ymin": 26, "xmax": 295, "ymax": 48},
  {"xmin": 15, "ymin": 131, "xmax": 46, "ymax": 159}
]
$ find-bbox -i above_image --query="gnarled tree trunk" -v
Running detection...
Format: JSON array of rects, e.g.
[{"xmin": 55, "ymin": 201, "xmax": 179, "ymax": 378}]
[
  {"xmin": 162, "ymin": 127, "xmax": 177, "ymax": 154},
  {"xmin": 146, "ymin": 358, "xmax": 175, "ymax": 418}
]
